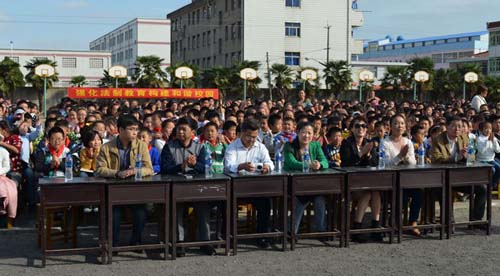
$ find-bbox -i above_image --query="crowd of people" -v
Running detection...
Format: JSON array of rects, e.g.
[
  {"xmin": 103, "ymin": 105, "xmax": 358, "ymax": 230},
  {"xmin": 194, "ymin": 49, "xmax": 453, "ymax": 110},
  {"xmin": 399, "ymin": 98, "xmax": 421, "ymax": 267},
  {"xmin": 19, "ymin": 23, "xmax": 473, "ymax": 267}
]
[{"xmin": 0, "ymin": 85, "xmax": 498, "ymax": 255}]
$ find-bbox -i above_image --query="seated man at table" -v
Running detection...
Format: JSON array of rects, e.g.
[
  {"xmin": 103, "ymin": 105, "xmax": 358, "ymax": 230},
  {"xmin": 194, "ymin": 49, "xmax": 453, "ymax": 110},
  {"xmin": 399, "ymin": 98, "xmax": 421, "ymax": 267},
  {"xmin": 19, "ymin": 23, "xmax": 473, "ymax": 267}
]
[
  {"xmin": 430, "ymin": 115, "xmax": 487, "ymax": 224},
  {"xmin": 224, "ymin": 119, "xmax": 275, "ymax": 248},
  {"xmin": 95, "ymin": 115, "xmax": 153, "ymax": 249},
  {"xmin": 160, "ymin": 117, "xmax": 215, "ymax": 256}
]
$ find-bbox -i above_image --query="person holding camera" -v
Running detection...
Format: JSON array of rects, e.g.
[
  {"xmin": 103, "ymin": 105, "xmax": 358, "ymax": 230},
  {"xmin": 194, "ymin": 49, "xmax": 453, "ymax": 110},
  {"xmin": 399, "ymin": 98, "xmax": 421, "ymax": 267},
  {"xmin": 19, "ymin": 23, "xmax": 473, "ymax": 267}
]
[
  {"xmin": 224, "ymin": 119, "xmax": 274, "ymax": 248},
  {"xmin": 283, "ymin": 121, "xmax": 329, "ymax": 236}
]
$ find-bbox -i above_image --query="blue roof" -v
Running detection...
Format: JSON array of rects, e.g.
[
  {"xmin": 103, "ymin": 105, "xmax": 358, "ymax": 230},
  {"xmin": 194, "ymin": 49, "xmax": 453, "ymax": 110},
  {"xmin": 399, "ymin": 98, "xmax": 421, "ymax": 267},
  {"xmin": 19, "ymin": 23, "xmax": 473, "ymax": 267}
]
[{"xmin": 367, "ymin": 31, "xmax": 488, "ymax": 46}]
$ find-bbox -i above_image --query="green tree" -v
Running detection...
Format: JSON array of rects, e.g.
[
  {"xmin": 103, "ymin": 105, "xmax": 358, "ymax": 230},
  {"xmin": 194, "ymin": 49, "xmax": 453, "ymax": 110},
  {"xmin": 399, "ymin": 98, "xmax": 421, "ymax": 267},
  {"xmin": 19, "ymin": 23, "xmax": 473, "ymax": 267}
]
[
  {"xmin": 0, "ymin": 57, "xmax": 25, "ymax": 101},
  {"xmin": 323, "ymin": 60, "xmax": 352, "ymax": 99},
  {"xmin": 433, "ymin": 68, "xmax": 461, "ymax": 101},
  {"xmin": 381, "ymin": 66, "xmax": 411, "ymax": 92},
  {"xmin": 100, "ymin": 69, "xmax": 128, "ymax": 88},
  {"xmin": 269, "ymin": 64, "xmax": 294, "ymax": 100},
  {"xmin": 408, "ymin": 57, "xmax": 435, "ymax": 101},
  {"xmin": 485, "ymin": 75, "xmax": 500, "ymax": 103},
  {"xmin": 70, "ymin": 75, "xmax": 87, "ymax": 87},
  {"xmin": 457, "ymin": 63, "xmax": 485, "ymax": 99},
  {"xmin": 133, "ymin": 55, "xmax": 169, "ymax": 88},
  {"xmin": 230, "ymin": 60, "xmax": 262, "ymax": 99},
  {"xmin": 24, "ymin": 58, "xmax": 59, "ymax": 112},
  {"xmin": 201, "ymin": 66, "xmax": 232, "ymax": 99}
]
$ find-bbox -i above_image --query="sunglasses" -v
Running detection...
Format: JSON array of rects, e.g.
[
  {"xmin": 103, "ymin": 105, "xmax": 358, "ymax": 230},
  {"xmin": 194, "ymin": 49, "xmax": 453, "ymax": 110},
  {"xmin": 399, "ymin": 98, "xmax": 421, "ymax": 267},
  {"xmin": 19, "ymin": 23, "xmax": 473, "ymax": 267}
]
[{"xmin": 354, "ymin": 123, "xmax": 367, "ymax": 129}]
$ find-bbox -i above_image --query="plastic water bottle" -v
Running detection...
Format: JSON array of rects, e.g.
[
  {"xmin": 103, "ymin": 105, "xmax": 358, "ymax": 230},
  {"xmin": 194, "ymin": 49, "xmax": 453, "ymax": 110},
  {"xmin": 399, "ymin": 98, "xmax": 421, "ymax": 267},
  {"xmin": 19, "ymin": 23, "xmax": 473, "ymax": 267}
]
[
  {"xmin": 65, "ymin": 154, "xmax": 73, "ymax": 182},
  {"xmin": 417, "ymin": 143, "xmax": 425, "ymax": 167},
  {"xmin": 275, "ymin": 151, "xmax": 283, "ymax": 173},
  {"xmin": 135, "ymin": 153, "xmax": 143, "ymax": 180},
  {"xmin": 205, "ymin": 146, "xmax": 213, "ymax": 178},
  {"xmin": 378, "ymin": 140, "xmax": 386, "ymax": 169},
  {"xmin": 466, "ymin": 139, "xmax": 476, "ymax": 166},
  {"xmin": 302, "ymin": 147, "xmax": 311, "ymax": 173}
]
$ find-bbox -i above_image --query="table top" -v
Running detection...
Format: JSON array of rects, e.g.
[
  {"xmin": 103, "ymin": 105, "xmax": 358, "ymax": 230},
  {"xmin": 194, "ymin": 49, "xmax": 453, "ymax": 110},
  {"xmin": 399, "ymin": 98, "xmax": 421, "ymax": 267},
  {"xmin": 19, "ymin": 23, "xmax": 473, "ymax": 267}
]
[
  {"xmin": 286, "ymin": 168, "xmax": 345, "ymax": 176},
  {"xmin": 169, "ymin": 173, "xmax": 230, "ymax": 183},
  {"xmin": 225, "ymin": 171, "xmax": 289, "ymax": 179},
  {"xmin": 39, "ymin": 174, "xmax": 170, "ymax": 186}
]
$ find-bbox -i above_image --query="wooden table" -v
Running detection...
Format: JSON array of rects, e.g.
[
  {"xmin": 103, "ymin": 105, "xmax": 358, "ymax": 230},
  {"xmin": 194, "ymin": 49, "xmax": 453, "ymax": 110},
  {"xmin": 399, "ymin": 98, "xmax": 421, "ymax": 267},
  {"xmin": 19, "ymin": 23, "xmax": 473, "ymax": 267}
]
[
  {"xmin": 39, "ymin": 177, "xmax": 107, "ymax": 267},
  {"xmin": 107, "ymin": 175, "xmax": 170, "ymax": 263},
  {"xmin": 340, "ymin": 167, "xmax": 397, "ymax": 247},
  {"xmin": 228, "ymin": 172, "xmax": 288, "ymax": 255},
  {"xmin": 170, "ymin": 174, "xmax": 231, "ymax": 259},
  {"xmin": 446, "ymin": 163, "xmax": 492, "ymax": 238},
  {"xmin": 397, "ymin": 164, "xmax": 447, "ymax": 242},
  {"xmin": 288, "ymin": 169, "xmax": 346, "ymax": 250}
]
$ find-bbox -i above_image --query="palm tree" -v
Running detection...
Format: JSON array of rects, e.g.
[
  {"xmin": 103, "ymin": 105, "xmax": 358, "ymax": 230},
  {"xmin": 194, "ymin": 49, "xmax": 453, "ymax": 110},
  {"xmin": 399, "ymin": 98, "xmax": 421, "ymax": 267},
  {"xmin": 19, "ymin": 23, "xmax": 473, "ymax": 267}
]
[
  {"xmin": 457, "ymin": 63, "xmax": 485, "ymax": 98},
  {"xmin": 202, "ymin": 66, "xmax": 232, "ymax": 99},
  {"xmin": 100, "ymin": 69, "xmax": 128, "ymax": 88},
  {"xmin": 269, "ymin": 64, "xmax": 294, "ymax": 100},
  {"xmin": 0, "ymin": 57, "xmax": 25, "ymax": 101},
  {"xmin": 231, "ymin": 60, "xmax": 262, "ymax": 99},
  {"xmin": 381, "ymin": 66, "xmax": 411, "ymax": 93},
  {"xmin": 70, "ymin": 75, "xmax": 87, "ymax": 87},
  {"xmin": 433, "ymin": 68, "xmax": 461, "ymax": 101},
  {"xmin": 133, "ymin": 55, "xmax": 169, "ymax": 88},
  {"xmin": 323, "ymin": 60, "xmax": 352, "ymax": 99},
  {"xmin": 408, "ymin": 57, "xmax": 435, "ymax": 101},
  {"xmin": 24, "ymin": 58, "xmax": 59, "ymax": 112}
]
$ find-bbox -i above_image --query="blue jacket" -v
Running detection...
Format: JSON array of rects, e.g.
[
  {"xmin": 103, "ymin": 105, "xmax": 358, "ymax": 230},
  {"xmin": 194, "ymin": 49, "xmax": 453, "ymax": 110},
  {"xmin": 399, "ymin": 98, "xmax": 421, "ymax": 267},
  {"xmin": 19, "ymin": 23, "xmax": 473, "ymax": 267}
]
[
  {"xmin": 149, "ymin": 146, "xmax": 161, "ymax": 174},
  {"xmin": 160, "ymin": 139, "xmax": 206, "ymax": 174}
]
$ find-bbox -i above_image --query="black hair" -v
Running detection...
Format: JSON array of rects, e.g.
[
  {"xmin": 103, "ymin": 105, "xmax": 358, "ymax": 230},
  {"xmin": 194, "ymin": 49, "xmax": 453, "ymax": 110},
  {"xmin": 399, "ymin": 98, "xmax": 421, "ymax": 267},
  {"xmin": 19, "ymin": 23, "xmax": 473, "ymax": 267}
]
[
  {"xmin": 81, "ymin": 130, "xmax": 102, "ymax": 148},
  {"xmin": 326, "ymin": 127, "xmax": 342, "ymax": 138},
  {"xmin": 223, "ymin": 120, "xmax": 237, "ymax": 131},
  {"xmin": 117, "ymin": 115, "xmax": 139, "ymax": 130},
  {"xmin": 54, "ymin": 119, "xmax": 69, "ymax": 129},
  {"xmin": 176, "ymin": 117, "xmax": 198, "ymax": 131},
  {"xmin": 203, "ymin": 122, "xmax": 218, "ymax": 132},
  {"xmin": 410, "ymin": 125, "xmax": 425, "ymax": 136},
  {"xmin": 446, "ymin": 115, "xmax": 462, "ymax": 126},
  {"xmin": 48, "ymin": 126, "xmax": 65, "ymax": 138},
  {"xmin": 268, "ymin": 114, "xmax": 282, "ymax": 127},
  {"xmin": 240, "ymin": 119, "xmax": 260, "ymax": 132}
]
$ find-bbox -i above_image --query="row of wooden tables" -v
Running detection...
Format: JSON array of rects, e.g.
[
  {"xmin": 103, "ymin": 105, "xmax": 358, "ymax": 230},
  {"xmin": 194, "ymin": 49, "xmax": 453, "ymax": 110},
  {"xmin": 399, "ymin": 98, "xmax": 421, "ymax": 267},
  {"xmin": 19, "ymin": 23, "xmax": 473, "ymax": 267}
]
[{"xmin": 38, "ymin": 163, "xmax": 492, "ymax": 266}]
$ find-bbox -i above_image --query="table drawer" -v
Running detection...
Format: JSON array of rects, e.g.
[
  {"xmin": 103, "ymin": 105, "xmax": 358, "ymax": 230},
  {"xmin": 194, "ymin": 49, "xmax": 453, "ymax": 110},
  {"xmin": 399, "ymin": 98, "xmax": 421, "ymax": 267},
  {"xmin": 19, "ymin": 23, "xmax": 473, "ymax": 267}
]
[
  {"xmin": 293, "ymin": 175, "xmax": 343, "ymax": 194},
  {"xmin": 108, "ymin": 184, "xmax": 167, "ymax": 204},
  {"xmin": 42, "ymin": 185, "xmax": 104, "ymax": 205},
  {"xmin": 449, "ymin": 167, "xmax": 490, "ymax": 186},
  {"xmin": 348, "ymin": 172, "xmax": 395, "ymax": 190},
  {"xmin": 232, "ymin": 177, "xmax": 286, "ymax": 197},
  {"xmin": 399, "ymin": 170, "xmax": 445, "ymax": 188},
  {"xmin": 173, "ymin": 181, "xmax": 228, "ymax": 201}
]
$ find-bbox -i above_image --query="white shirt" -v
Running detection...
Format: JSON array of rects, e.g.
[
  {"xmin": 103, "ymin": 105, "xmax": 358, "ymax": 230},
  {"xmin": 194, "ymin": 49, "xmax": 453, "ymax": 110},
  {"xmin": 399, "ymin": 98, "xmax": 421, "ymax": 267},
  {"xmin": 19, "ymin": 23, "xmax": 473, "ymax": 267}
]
[
  {"xmin": 476, "ymin": 134, "xmax": 500, "ymax": 162},
  {"xmin": 0, "ymin": 146, "xmax": 10, "ymax": 176},
  {"xmin": 382, "ymin": 137, "xmax": 416, "ymax": 166},
  {"xmin": 224, "ymin": 138, "xmax": 274, "ymax": 173},
  {"xmin": 471, "ymin": 94, "xmax": 487, "ymax": 112},
  {"xmin": 447, "ymin": 135, "xmax": 458, "ymax": 161}
]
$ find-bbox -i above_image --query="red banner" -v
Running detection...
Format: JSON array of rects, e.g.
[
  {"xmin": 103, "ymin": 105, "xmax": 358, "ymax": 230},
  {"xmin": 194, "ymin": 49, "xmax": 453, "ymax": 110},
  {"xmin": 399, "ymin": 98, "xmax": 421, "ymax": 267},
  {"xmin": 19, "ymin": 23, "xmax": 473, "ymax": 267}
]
[{"xmin": 67, "ymin": 88, "xmax": 219, "ymax": 100}]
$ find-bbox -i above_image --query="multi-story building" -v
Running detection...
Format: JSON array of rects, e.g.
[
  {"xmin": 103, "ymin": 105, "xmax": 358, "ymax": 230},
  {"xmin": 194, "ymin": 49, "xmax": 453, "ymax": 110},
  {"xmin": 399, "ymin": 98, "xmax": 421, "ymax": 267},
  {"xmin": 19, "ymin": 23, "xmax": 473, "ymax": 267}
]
[
  {"xmin": 167, "ymin": 0, "xmax": 365, "ymax": 88},
  {"xmin": 0, "ymin": 48, "xmax": 111, "ymax": 87},
  {"xmin": 487, "ymin": 21, "xmax": 500, "ymax": 76},
  {"xmin": 360, "ymin": 31, "xmax": 489, "ymax": 70},
  {"xmin": 89, "ymin": 18, "xmax": 171, "ymax": 74}
]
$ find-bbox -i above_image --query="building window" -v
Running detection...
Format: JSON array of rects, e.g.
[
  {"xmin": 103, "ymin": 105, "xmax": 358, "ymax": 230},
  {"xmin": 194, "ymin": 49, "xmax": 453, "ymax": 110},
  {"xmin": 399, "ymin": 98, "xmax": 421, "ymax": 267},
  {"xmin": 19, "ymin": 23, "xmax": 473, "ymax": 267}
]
[
  {"xmin": 285, "ymin": 22, "xmax": 301, "ymax": 37},
  {"xmin": 207, "ymin": 31, "xmax": 211, "ymax": 45},
  {"xmin": 214, "ymin": 29, "xmax": 217, "ymax": 43},
  {"xmin": 285, "ymin": 52, "xmax": 300, "ymax": 66},
  {"xmin": 231, "ymin": 23, "xmax": 236, "ymax": 39},
  {"xmin": 219, "ymin": 11, "xmax": 223, "ymax": 25},
  {"xmin": 203, "ymin": 32, "xmax": 206, "ymax": 46},
  {"xmin": 231, "ymin": 0, "xmax": 235, "ymax": 10},
  {"xmin": 219, "ymin": 39, "xmax": 223, "ymax": 54},
  {"xmin": 62, "ymin": 57, "xmax": 77, "ymax": 68},
  {"xmin": 225, "ymin": 26, "xmax": 229, "ymax": 40},
  {"xmin": 443, "ymin": 52, "xmax": 458, "ymax": 63},
  {"xmin": 89, "ymin": 58, "xmax": 103, "ymax": 68},
  {"xmin": 489, "ymin": 57, "xmax": 500, "ymax": 73},
  {"xmin": 286, "ymin": 0, "xmax": 300, "ymax": 7},
  {"xmin": 490, "ymin": 31, "xmax": 500, "ymax": 46},
  {"xmin": 432, "ymin": 54, "xmax": 443, "ymax": 64},
  {"xmin": 237, "ymin": 22, "xmax": 242, "ymax": 39}
]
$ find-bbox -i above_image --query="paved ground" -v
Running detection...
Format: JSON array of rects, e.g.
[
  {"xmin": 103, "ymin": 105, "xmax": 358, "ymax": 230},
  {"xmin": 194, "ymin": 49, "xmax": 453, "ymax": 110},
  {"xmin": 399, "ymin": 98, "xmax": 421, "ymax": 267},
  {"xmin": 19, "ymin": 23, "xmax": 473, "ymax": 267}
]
[{"xmin": 1, "ymin": 201, "xmax": 499, "ymax": 276}]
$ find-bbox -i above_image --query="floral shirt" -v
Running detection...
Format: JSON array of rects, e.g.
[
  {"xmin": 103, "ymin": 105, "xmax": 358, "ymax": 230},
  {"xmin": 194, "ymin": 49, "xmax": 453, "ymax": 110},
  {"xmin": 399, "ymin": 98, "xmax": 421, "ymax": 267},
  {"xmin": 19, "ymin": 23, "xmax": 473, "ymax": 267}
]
[{"xmin": 5, "ymin": 134, "xmax": 22, "ymax": 172}]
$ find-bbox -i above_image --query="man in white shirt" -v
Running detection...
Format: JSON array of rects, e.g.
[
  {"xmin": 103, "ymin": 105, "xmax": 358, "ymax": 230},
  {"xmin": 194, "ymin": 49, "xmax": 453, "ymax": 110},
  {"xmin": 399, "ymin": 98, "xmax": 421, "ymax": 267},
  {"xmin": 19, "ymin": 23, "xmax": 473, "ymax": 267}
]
[
  {"xmin": 224, "ymin": 119, "xmax": 274, "ymax": 248},
  {"xmin": 471, "ymin": 85, "xmax": 488, "ymax": 113}
]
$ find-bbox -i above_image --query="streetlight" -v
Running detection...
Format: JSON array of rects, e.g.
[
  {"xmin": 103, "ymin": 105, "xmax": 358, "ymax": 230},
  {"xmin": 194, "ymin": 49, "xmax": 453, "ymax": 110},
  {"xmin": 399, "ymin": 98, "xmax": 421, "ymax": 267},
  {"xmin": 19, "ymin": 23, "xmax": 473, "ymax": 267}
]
[
  {"xmin": 358, "ymin": 70, "xmax": 374, "ymax": 102},
  {"xmin": 463, "ymin": 72, "xmax": 479, "ymax": 100},
  {"xmin": 175, "ymin": 66, "xmax": 194, "ymax": 89},
  {"xmin": 300, "ymin": 69, "xmax": 318, "ymax": 91},
  {"xmin": 108, "ymin": 65, "xmax": 128, "ymax": 88},
  {"xmin": 413, "ymin": 71, "xmax": 429, "ymax": 102},
  {"xmin": 35, "ymin": 64, "xmax": 55, "ymax": 118},
  {"xmin": 240, "ymin": 68, "xmax": 258, "ymax": 101}
]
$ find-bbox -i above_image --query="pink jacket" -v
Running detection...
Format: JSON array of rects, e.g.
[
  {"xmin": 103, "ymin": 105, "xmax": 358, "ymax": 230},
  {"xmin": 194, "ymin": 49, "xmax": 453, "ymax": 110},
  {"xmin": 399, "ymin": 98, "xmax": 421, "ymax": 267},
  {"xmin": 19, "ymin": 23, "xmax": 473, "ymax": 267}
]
[{"xmin": 0, "ymin": 176, "xmax": 17, "ymax": 218}]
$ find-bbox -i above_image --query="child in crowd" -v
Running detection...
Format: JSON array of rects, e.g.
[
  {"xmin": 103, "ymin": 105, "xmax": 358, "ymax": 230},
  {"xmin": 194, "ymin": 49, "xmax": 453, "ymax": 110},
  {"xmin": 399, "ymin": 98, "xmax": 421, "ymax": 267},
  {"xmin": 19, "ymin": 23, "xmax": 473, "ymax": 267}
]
[
  {"xmin": 222, "ymin": 120, "xmax": 237, "ymax": 144},
  {"xmin": 476, "ymin": 121, "xmax": 500, "ymax": 189},
  {"xmin": 277, "ymin": 117, "xmax": 296, "ymax": 143},
  {"xmin": 371, "ymin": 121, "xmax": 386, "ymax": 147},
  {"xmin": 79, "ymin": 130, "xmax": 102, "ymax": 177},
  {"xmin": 203, "ymin": 122, "xmax": 226, "ymax": 174},
  {"xmin": 323, "ymin": 127, "xmax": 343, "ymax": 168},
  {"xmin": 138, "ymin": 128, "xmax": 161, "ymax": 174},
  {"xmin": 411, "ymin": 125, "xmax": 431, "ymax": 164},
  {"xmin": 18, "ymin": 119, "xmax": 42, "ymax": 207},
  {"xmin": 154, "ymin": 119, "xmax": 176, "ymax": 151}
]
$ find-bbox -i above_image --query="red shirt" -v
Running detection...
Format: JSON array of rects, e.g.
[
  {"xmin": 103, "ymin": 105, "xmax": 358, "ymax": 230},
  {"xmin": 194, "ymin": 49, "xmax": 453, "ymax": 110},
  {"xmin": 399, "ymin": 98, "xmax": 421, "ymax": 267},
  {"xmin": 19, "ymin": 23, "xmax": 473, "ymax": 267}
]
[{"xmin": 5, "ymin": 134, "xmax": 22, "ymax": 172}]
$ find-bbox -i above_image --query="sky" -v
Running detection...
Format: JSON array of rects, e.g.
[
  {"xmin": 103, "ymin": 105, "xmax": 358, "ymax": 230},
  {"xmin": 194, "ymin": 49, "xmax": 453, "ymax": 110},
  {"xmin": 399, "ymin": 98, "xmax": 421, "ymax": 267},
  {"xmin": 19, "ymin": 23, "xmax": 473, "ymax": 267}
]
[{"xmin": 0, "ymin": 0, "xmax": 499, "ymax": 50}]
